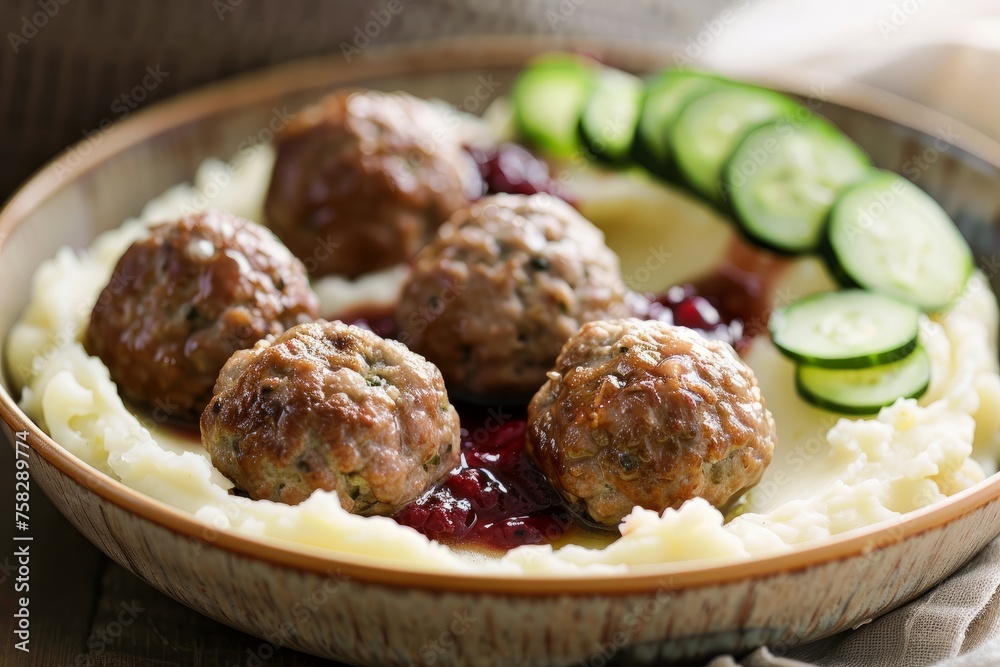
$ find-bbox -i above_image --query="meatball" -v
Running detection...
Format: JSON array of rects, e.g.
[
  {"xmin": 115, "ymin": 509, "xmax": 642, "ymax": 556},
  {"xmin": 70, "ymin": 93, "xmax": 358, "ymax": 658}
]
[
  {"xmin": 85, "ymin": 210, "xmax": 319, "ymax": 422},
  {"xmin": 527, "ymin": 319, "xmax": 776, "ymax": 526},
  {"xmin": 264, "ymin": 89, "xmax": 482, "ymax": 278},
  {"xmin": 396, "ymin": 193, "xmax": 633, "ymax": 398},
  {"xmin": 200, "ymin": 321, "xmax": 461, "ymax": 513}
]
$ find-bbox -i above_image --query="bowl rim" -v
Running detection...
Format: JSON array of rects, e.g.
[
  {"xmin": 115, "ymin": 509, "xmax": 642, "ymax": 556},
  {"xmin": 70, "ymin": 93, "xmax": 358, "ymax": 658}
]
[{"xmin": 3, "ymin": 35, "xmax": 1000, "ymax": 596}]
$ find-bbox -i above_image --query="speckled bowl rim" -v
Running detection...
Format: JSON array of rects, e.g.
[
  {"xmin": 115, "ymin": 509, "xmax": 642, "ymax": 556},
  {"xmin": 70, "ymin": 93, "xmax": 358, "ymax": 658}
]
[{"xmin": 3, "ymin": 36, "xmax": 1000, "ymax": 596}]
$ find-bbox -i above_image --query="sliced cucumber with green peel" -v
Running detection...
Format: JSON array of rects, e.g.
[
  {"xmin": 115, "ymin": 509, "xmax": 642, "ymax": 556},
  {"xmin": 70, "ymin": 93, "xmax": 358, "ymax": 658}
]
[
  {"xmin": 512, "ymin": 54, "xmax": 595, "ymax": 158},
  {"xmin": 796, "ymin": 346, "xmax": 931, "ymax": 415},
  {"xmin": 725, "ymin": 117, "xmax": 871, "ymax": 253},
  {"xmin": 632, "ymin": 70, "xmax": 728, "ymax": 177},
  {"xmin": 824, "ymin": 170, "xmax": 974, "ymax": 311},
  {"xmin": 579, "ymin": 67, "xmax": 644, "ymax": 165},
  {"xmin": 769, "ymin": 290, "xmax": 920, "ymax": 369},
  {"xmin": 672, "ymin": 86, "xmax": 801, "ymax": 203}
]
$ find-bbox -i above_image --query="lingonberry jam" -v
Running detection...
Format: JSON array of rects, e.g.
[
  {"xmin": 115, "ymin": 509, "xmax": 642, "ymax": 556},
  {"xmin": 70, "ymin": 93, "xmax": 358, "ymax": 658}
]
[
  {"xmin": 641, "ymin": 283, "xmax": 749, "ymax": 353},
  {"xmin": 335, "ymin": 264, "xmax": 764, "ymax": 551},
  {"xmin": 467, "ymin": 142, "xmax": 576, "ymax": 205},
  {"xmin": 394, "ymin": 406, "xmax": 572, "ymax": 551},
  {"xmin": 337, "ymin": 307, "xmax": 399, "ymax": 340}
]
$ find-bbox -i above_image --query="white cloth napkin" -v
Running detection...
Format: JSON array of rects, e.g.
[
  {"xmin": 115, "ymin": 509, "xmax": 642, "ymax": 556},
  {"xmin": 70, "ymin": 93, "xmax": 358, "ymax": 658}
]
[
  {"xmin": 685, "ymin": 3, "xmax": 1000, "ymax": 664},
  {"xmin": 706, "ymin": 540, "xmax": 1000, "ymax": 665},
  {"xmin": 696, "ymin": 0, "xmax": 1000, "ymax": 142}
]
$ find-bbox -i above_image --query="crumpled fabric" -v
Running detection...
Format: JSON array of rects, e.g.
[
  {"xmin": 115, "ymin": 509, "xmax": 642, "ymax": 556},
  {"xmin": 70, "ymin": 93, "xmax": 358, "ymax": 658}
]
[
  {"xmin": 704, "ymin": 539, "xmax": 1000, "ymax": 666},
  {"xmin": 697, "ymin": 0, "xmax": 1000, "ymax": 143}
]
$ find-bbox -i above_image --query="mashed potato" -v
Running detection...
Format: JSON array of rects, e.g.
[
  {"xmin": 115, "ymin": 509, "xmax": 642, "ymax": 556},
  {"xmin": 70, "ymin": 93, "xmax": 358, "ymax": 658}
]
[{"xmin": 6, "ymin": 121, "xmax": 1000, "ymax": 575}]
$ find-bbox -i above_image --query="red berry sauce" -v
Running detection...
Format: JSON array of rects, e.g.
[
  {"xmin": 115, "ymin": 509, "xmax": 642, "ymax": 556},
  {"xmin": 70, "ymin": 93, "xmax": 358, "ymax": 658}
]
[
  {"xmin": 337, "ymin": 307, "xmax": 399, "ymax": 340},
  {"xmin": 639, "ymin": 283, "xmax": 750, "ymax": 354},
  {"xmin": 466, "ymin": 142, "xmax": 577, "ymax": 206},
  {"xmin": 394, "ymin": 407, "xmax": 572, "ymax": 551}
]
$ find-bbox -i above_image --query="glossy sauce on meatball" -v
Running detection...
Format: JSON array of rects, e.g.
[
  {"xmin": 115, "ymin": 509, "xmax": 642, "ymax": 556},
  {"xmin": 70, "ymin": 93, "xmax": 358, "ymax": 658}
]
[
  {"xmin": 527, "ymin": 318, "xmax": 776, "ymax": 526},
  {"xmin": 201, "ymin": 321, "xmax": 461, "ymax": 514},
  {"xmin": 265, "ymin": 89, "xmax": 483, "ymax": 278},
  {"xmin": 85, "ymin": 210, "xmax": 318, "ymax": 422},
  {"xmin": 396, "ymin": 193, "xmax": 634, "ymax": 398}
]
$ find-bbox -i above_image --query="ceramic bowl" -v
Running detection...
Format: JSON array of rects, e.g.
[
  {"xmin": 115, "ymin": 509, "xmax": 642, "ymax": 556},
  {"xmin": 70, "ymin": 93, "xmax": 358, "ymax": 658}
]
[{"xmin": 4, "ymin": 38, "xmax": 1000, "ymax": 666}]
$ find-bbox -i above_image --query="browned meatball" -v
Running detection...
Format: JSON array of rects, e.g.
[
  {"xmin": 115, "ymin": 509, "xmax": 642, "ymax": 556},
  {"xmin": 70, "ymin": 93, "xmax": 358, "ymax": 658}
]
[
  {"xmin": 201, "ymin": 321, "xmax": 460, "ymax": 513},
  {"xmin": 264, "ymin": 89, "xmax": 482, "ymax": 278},
  {"xmin": 396, "ymin": 193, "xmax": 633, "ymax": 398},
  {"xmin": 85, "ymin": 210, "xmax": 319, "ymax": 422},
  {"xmin": 527, "ymin": 319, "xmax": 776, "ymax": 526}
]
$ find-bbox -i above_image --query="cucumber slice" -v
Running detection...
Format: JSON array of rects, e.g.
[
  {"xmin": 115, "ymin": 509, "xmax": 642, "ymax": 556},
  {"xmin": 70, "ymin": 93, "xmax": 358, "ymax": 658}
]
[
  {"xmin": 579, "ymin": 67, "xmax": 644, "ymax": 165},
  {"xmin": 824, "ymin": 170, "xmax": 974, "ymax": 311},
  {"xmin": 672, "ymin": 86, "xmax": 800, "ymax": 203},
  {"xmin": 632, "ymin": 70, "xmax": 728, "ymax": 177},
  {"xmin": 795, "ymin": 346, "xmax": 931, "ymax": 415},
  {"xmin": 512, "ymin": 54, "xmax": 595, "ymax": 157},
  {"xmin": 725, "ymin": 117, "xmax": 871, "ymax": 253},
  {"xmin": 769, "ymin": 290, "xmax": 920, "ymax": 368}
]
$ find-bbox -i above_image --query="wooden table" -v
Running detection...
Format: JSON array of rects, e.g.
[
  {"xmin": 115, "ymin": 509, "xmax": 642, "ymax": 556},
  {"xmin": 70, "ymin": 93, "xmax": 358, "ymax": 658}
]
[{"xmin": 0, "ymin": 438, "xmax": 345, "ymax": 667}]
